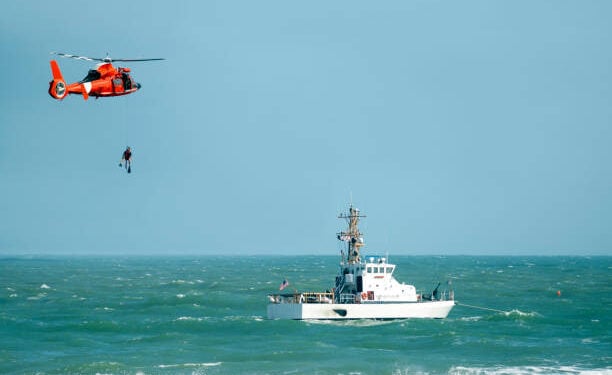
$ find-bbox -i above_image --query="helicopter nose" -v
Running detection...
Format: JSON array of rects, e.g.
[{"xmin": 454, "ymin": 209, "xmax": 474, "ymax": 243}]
[{"xmin": 136, "ymin": 82, "xmax": 141, "ymax": 90}]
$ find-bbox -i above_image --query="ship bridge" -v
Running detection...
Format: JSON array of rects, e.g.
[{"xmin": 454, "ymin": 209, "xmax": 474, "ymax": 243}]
[{"xmin": 336, "ymin": 255, "xmax": 417, "ymax": 303}]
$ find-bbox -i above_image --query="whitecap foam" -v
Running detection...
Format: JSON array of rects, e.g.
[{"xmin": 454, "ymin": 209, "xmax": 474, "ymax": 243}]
[
  {"xmin": 581, "ymin": 337, "xmax": 599, "ymax": 344},
  {"xmin": 306, "ymin": 319, "xmax": 402, "ymax": 327},
  {"xmin": 502, "ymin": 309, "xmax": 538, "ymax": 318},
  {"xmin": 40, "ymin": 283, "xmax": 51, "ymax": 289},
  {"xmin": 27, "ymin": 293, "xmax": 47, "ymax": 300},
  {"xmin": 158, "ymin": 362, "xmax": 222, "ymax": 368},
  {"xmin": 175, "ymin": 316, "xmax": 204, "ymax": 322},
  {"xmin": 172, "ymin": 279, "xmax": 195, "ymax": 285},
  {"xmin": 449, "ymin": 365, "xmax": 612, "ymax": 374},
  {"xmin": 458, "ymin": 316, "xmax": 482, "ymax": 322}
]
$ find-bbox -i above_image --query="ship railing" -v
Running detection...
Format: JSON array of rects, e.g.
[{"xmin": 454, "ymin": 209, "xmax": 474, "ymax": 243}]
[
  {"xmin": 301, "ymin": 292, "xmax": 334, "ymax": 304},
  {"xmin": 416, "ymin": 289, "xmax": 454, "ymax": 302},
  {"xmin": 267, "ymin": 292, "xmax": 333, "ymax": 304},
  {"xmin": 338, "ymin": 293, "xmax": 356, "ymax": 304}
]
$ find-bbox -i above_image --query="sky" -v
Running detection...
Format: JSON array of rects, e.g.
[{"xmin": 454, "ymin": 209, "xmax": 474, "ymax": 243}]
[{"xmin": 1, "ymin": 1, "xmax": 611, "ymax": 256}]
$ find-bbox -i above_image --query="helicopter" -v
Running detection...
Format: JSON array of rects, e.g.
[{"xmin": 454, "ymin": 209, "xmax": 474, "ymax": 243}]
[{"xmin": 48, "ymin": 52, "xmax": 164, "ymax": 100}]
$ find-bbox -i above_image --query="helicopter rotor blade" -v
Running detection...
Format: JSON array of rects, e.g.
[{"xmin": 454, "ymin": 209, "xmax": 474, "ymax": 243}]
[
  {"xmin": 110, "ymin": 58, "xmax": 165, "ymax": 62},
  {"xmin": 50, "ymin": 52, "xmax": 103, "ymax": 62},
  {"xmin": 50, "ymin": 52, "xmax": 164, "ymax": 63}
]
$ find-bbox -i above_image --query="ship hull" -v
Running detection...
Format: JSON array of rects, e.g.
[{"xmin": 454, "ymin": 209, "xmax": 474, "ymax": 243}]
[{"xmin": 267, "ymin": 300, "xmax": 455, "ymax": 320}]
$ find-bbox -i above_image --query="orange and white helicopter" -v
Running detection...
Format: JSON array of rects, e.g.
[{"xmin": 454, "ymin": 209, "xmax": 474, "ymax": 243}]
[{"xmin": 48, "ymin": 52, "xmax": 164, "ymax": 100}]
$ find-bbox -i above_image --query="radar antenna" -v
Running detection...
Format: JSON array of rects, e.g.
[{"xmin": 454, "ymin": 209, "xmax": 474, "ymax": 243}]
[{"xmin": 337, "ymin": 204, "xmax": 366, "ymax": 264}]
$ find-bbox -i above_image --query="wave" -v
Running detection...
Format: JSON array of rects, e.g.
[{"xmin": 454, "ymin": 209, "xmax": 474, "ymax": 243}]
[
  {"xmin": 158, "ymin": 362, "xmax": 222, "ymax": 368},
  {"xmin": 448, "ymin": 365, "xmax": 612, "ymax": 375},
  {"xmin": 502, "ymin": 309, "xmax": 539, "ymax": 318},
  {"xmin": 27, "ymin": 293, "xmax": 47, "ymax": 300},
  {"xmin": 457, "ymin": 315, "xmax": 482, "ymax": 322},
  {"xmin": 222, "ymin": 315, "xmax": 266, "ymax": 322},
  {"xmin": 306, "ymin": 319, "xmax": 405, "ymax": 327},
  {"xmin": 172, "ymin": 315, "xmax": 265, "ymax": 323},
  {"xmin": 170, "ymin": 279, "xmax": 195, "ymax": 285},
  {"xmin": 474, "ymin": 309, "xmax": 540, "ymax": 321},
  {"xmin": 174, "ymin": 316, "xmax": 206, "ymax": 322}
]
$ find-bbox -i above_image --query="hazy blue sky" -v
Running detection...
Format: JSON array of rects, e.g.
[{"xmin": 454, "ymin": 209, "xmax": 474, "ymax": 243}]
[{"xmin": 1, "ymin": 1, "xmax": 610, "ymax": 256}]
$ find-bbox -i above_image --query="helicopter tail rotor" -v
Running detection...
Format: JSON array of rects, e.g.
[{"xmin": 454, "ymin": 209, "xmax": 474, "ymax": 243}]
[{"xmin": 48, "ymin": 60, "xmax": 67, "ymax": 100}]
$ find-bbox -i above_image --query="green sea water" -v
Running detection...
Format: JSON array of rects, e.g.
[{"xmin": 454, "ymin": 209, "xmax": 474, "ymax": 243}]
[{"xmin": 1, "ymin": 255, "xmax": 610, "ymax": 374}]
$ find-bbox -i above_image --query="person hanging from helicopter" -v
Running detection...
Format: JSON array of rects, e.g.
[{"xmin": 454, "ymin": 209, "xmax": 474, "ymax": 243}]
[{"xmin": 119, "ymin": 146, "xmax": 132, "ymax": 173}]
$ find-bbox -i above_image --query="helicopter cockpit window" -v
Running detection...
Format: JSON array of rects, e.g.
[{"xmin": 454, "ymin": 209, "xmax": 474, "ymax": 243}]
[{"xmin": 80, "ymin": 69, "xmax": 101, "ymax": 83}]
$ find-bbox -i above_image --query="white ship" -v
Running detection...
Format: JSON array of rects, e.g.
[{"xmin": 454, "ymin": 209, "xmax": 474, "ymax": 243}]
[{"xmin": 267, "ymin": 204, "xmax": 455, "ymax": 320}]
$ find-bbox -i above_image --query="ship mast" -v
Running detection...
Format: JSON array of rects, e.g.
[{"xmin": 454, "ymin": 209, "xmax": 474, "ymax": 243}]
[{"xmin": 337, "ymin": 205, "xmax": 366, "ymax": 264}]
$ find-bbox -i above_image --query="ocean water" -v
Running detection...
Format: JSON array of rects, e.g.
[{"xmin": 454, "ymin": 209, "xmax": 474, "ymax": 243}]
[{"xmin": 1, "ymin": 255, "xmax": 610, "ymax": 375}]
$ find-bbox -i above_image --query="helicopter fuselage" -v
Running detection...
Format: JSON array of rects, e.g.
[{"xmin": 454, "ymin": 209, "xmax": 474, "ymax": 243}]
[{"xmin": 48, "ymin": 60, "xmax": 141, "ymax": 100}]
